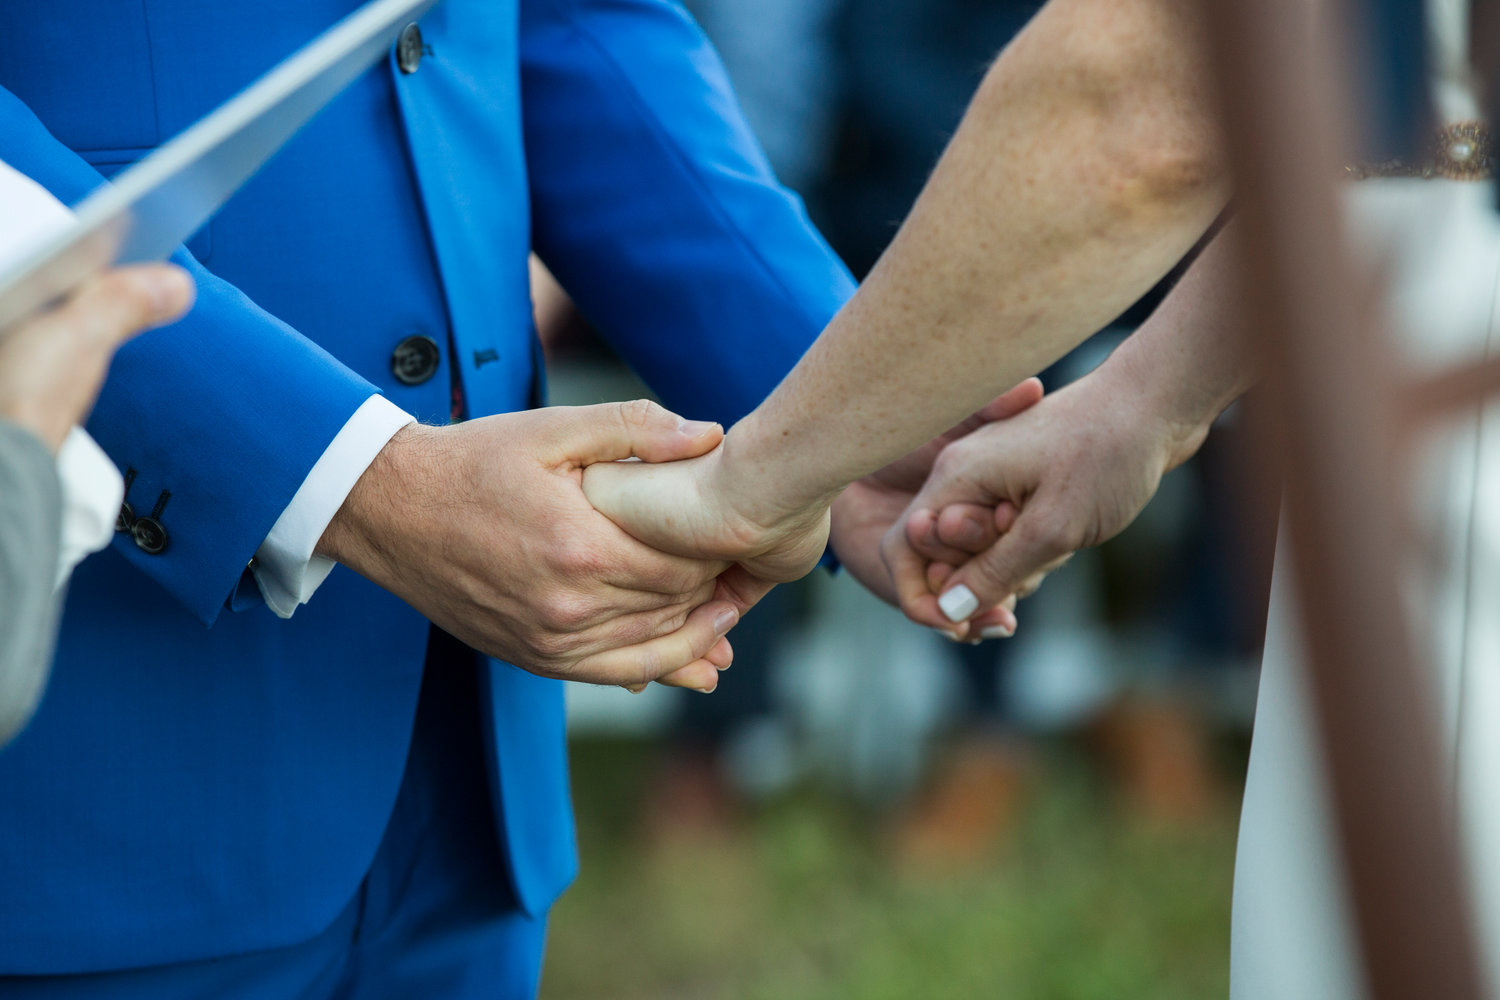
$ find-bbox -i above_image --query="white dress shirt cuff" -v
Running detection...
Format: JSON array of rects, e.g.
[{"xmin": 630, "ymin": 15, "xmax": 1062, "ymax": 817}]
[
  {"xmin": 252, "ymin": 394, "xmax": 415, "ymax": 619},
  {"xmin": 54, "ymin": 427, "xmax": 125, "ymax": 590}
]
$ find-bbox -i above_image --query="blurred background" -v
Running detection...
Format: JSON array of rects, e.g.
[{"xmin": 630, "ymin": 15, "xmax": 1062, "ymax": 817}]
[{"xmin": 537, "ymin": 2, "xmax": 1273, "ymax": 996}]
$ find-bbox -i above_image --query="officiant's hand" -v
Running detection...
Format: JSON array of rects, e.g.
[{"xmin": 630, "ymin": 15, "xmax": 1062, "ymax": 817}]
[
  {"xmin": 0, "ymin": 265, "xmax": 194, "ymax": 452},
  {"xmin": 318, "ymin": 401, "xmax": 740, "ymax": 693},
  {"xmin": 884, "ymin": 365, "xmax": 1206, "ymax": 633}
]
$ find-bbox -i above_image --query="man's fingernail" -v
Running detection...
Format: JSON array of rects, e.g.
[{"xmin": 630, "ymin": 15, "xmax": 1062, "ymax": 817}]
[
  {"xmin": 624, "ymin": 683, "xmax": 648, "ymax": 694},
  {"xmin": 679, "ymin": 419, "xmax": 721, "ymax": 437},
  {"xmin": 694, "ymin": 680, "xmax": 718, "ymax": 694},
  {"xmin": 714, "ymin": 608, "xmax": 739, "ymax": 635},
  {"xmin": 934, "ymin": 627, "xmax": 964, "ymax": 642},
  {"xmin": 938, "ymin": 585, "xmax": 979, "ymax": 623},
  {"xmin": 980, "ymin": 625, "xmax": 1015, "ymax": 640}
]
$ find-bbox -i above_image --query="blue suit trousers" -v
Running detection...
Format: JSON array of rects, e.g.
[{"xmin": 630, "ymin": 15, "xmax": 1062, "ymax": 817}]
[{"xmin": 0, "ymin": 630, "xmax": 548, "ymax": 1000}]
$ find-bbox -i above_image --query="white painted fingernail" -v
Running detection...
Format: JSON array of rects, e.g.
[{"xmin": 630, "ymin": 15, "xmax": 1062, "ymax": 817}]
[
  {"xmin": 980, "ymin": 625, "xmax": 1015, "ymax": 640},
  {"xmin": 938, "ymin": 585, "xmax": 979, "ymax": 623}
]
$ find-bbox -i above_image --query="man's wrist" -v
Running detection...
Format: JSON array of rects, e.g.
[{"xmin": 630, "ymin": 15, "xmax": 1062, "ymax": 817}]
[{"xmin": 316, "ymin": 421, "xmax": 437, "ymax": 579}]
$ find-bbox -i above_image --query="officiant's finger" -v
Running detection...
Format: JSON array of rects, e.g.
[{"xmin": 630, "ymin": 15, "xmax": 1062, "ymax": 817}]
[
  {"xmin": 936, "ymin": 516, "xmax": 1075, "ymax": 623},
  {"xmin": 573, "ymin": 600, "xmax": 739, "ymax": 691},
  {"xmin": 62, "ymin": 265, "xmax": 196, "ymax": 348},
  {"xmin": 549, "ymin": 399, "xmax": 723, "ymax": 466}
]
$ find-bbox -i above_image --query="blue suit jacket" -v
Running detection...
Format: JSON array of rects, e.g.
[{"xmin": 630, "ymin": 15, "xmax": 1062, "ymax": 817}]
[{"xmin": 0, "ymin": 0, "xmax": 853, "ymax": 974}]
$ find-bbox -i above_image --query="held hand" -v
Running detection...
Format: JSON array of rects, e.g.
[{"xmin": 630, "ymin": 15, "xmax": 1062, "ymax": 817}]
[
  {"xmin": 883, "ymin": 370, "xmax": 1198, "ymax": 635},
  {"xmin": 583, "ymin": 378, "xmax": 1044, "ymax": 690},
  {"xmin": 827, "ymin": 379, "xmax": 1043, "ymax": 623},
  {"xmin": 318, "ymin": 400, "xmax": 742, "ymax": 692},
  {"xmin": 583, "ymin": 440, "xmax": 841, "ymax": 696},
  {"xmin": 581, "ymin": 442, "xmax": 832, "ymax": 596},
  {"xmin": 0, "ymin": 265, "xmax": 195, "ymax": 451}
]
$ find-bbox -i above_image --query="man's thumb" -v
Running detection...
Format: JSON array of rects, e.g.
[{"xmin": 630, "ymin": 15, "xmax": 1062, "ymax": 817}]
[{"xmin": 554, "ymin": 399, "xmax": 722, "ymax": 465}]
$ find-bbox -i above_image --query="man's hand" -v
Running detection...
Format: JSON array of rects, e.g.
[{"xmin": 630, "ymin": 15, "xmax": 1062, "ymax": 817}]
[
  {"xmin": 0, "ymin": 265, "xmax": 195, "ymax": 451},
  {"xmin": 317, "ymin": 400, "xmax": 742, "ymax": 692},
  {"xmin": 883, "ymin": 366, "xmax": 1211, "ymax": 635},
  {"xmin": 582, "ymin": 379, "xmax": 1044, "ymax": 686}
]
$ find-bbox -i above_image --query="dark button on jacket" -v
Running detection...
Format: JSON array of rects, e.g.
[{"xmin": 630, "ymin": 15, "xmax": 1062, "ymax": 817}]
[
  {"xmin": 131, "ymin": 517, "xmax": 168, "ymax": 555},
  {"xmin": 391, "ymin": 334, "xmax": 441, "ymax": 385},
  {"xmin": 396, "ymin": 23, "xmax": 424, "ymax": 74}
]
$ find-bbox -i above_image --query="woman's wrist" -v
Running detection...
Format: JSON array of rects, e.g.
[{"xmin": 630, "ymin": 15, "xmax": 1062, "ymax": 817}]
[
  {"xmin": 1099, "ymin": 328, "xmax": 1236, "ymax": 469},
  {"xmin": 715, "ymin": 413, "xmax": 841, "ymax": 536}
]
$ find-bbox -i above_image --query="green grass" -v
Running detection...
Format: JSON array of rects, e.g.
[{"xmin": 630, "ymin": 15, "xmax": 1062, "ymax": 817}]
[{"xmin": 543, "ymin": 740, "xmax": 1237, "ymax": 1000}]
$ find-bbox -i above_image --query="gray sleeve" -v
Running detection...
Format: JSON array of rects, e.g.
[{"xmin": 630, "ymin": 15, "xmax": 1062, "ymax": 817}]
[{"xmin": 0, "ymin": 420, "xmax": 63, "ymax": 747}]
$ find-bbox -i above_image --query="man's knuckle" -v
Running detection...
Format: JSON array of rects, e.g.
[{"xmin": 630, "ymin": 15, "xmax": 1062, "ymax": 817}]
[
  {"xmin": 529, "ymin": 630, "xmax": 572, "ymax": 662},
  {"xmin": 539, "ymin": 594, "xmax": 592, "ymax": 633},
  {"xmin": 633, "ymin": 644, "xmax": 664, "ymax": 681},
  {"xmin": 619, "ymin": 398, "xmax": 658, "ymax": 430},
  {"xmin": 612, "ymin": 616, "xmax": 656, "ymax": 647},
  {"xmin": 557, "ymin": 539, "xmax": 609, "ymax": 578}
]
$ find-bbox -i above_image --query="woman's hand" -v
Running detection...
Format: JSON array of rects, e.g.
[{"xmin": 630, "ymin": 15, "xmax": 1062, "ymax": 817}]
[
  {"xmin": 883, "ymin": 364, "xmax": 1207, "ymax": 635},
  {"xmin": 582, "ymin": 442, "xmax": 833, "ymax": 591},
  {"xmin": 827, "ymin": 380, "xmax": 1043, "ymax": 632}
]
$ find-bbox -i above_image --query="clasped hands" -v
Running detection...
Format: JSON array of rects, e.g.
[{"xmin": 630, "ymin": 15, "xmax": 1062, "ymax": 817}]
[{"xmin": 323, "ymin": 364, "xmax": 1190, "ymax": 694}]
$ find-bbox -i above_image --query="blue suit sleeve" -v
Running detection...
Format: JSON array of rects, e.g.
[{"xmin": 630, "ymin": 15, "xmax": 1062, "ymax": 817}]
[
  {"xmin": 0, "ymin": 87, "xmax": 378, "ymax": 625},
  {"xmin": 519, "ymin": 0, "xmax": 857, "ymax": 427}
]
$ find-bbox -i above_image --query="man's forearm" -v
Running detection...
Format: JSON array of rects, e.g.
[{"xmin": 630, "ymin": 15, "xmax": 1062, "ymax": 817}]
[{"xmin": 723, "ymin": 0, "xmax": 1229, "ymax": 514}]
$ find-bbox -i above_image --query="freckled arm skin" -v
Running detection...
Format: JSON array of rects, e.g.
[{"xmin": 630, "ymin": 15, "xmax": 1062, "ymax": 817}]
[
  {"xmin": 719, "ymin": 0, "xmax": 1230, "ymax": 519},
  {"xmin": 581, "ymin": 0, "xmax": 1232, "ymax": 634}
]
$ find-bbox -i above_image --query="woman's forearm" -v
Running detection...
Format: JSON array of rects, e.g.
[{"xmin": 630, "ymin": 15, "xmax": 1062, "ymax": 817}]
[
  {"xmin": 720, "ymin": 0, "xmax": 1229, "ymax": 516},
  {"xmin": 1101, "ymin": 222, "xmax": 1258, "ymax": 470}
]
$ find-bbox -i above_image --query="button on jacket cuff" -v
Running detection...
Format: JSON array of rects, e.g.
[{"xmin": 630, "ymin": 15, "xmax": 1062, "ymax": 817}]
[{"xmin": 252, "ymin": 394, "xmax": 415, "ymax": 619}]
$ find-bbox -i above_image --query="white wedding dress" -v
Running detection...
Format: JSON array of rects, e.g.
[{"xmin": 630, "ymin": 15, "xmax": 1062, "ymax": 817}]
[{"xmin": 1230, "ymin": 3, "xmax": 1500, "ymax": 996}]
